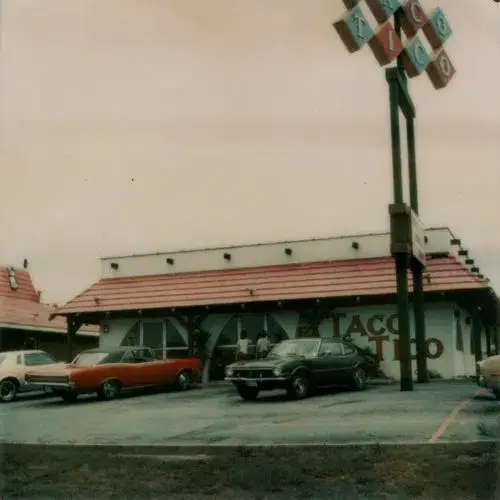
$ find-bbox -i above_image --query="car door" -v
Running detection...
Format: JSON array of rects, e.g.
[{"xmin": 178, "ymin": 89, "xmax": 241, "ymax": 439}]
[
  {"xmin": 340, "ymin": 342, "xmax": 360, "ymax": 380},
  {"xmin": 315, "ymin": 340, "xmax": 350, "ymax": 386},
  {"xmin": 131, "ymin": 348, "xmax": 163, "ymax": 386}
]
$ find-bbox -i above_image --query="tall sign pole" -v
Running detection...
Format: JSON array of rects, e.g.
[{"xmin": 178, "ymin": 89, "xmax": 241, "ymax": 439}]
[{"xmin": 334, "ymin": 0, "xmax": 455, "ymax": 391}]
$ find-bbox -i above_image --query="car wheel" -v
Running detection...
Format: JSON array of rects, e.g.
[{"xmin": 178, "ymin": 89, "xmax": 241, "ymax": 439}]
[
  {"xmin": 98, "ymin": 380, "xmax": 121, "ymax": 401},
  {"xmin": 351, "ymin": 367, "xmax": 367, "ymax": 391},
  {"xmin": 237, "ymin": 385, "xmax": 259, "ymax": 401},
  {"xmin": 175, "ymin": 371, "xmax": 192, "ymax": 391},
  {"xmin": 287, "ymin": 372, "xmax": 310, "ymax": 400},
  {"xmin": 61, "ymin": 393, "xmax": 78, "ymax": 403},
  {"xmin": 0, "ymin": 379, "xmax": 18, "ymax": 403}
]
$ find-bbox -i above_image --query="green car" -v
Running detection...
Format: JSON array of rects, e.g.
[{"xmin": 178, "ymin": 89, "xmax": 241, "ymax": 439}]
[{"xmin": 225, "ymin": 338, "xmax": 367, "ymax": 401}]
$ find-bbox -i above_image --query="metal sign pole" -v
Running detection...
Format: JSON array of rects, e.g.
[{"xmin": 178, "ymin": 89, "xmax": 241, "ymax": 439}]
[{"xmin": 334, "ymin": 0, "xmax": 456, "ymax": 391}]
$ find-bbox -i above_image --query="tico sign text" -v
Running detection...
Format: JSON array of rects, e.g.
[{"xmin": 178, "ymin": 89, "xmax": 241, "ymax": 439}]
[
  {"xmin": 334, "ymin": 0, "xmax": 455, "ymax": 90},
  {"xmin": 332, "ymin": 312, "xmax": 444, "ymax": 361}
]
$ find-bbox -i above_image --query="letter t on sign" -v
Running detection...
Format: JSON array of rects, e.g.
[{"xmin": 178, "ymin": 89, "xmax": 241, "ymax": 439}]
[
  {"xmin": 334, "ymin": 6, "xmax": 375, "ymax": 54},
  {"xmin": 368, "ymin": 21, "xmax": 404, "ymax": 66}
]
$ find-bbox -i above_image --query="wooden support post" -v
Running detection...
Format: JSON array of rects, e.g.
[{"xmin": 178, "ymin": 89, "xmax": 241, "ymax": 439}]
[
  {"xmin": 472, "ymin": 317, "xmax": 482, "ymax": 365},
  {"xmin": 66, "ymin": 316, "xmax": 81, "ymax": 362}
]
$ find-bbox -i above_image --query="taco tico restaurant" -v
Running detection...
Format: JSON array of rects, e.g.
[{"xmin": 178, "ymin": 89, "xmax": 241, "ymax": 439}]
[{"xmin": 51, "ymin": 227, "xmax": 499, "ymax": 382}]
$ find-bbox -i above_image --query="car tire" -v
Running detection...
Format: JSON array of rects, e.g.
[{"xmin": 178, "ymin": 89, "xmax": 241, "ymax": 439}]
[
  {"xmin": 237, "ymin": 385, "xmax": 259, "ymax": 401},
  {"xmin": 287, "ymin": 372, "xmax": 310, "ymax": 400},
  {"xmin": 61, "ymin": 393, "xmax": 78, "ymax": 403},
  {"xmin": 175, "ymin": 370, "xmax": 192, "ymax": 391},
  {"xmin": 351, "ymin": 367, "xmax": 367, "ymax": 391},
  {"xmin": 98, "ymin": 380, "xmax": 121, "ymax": 401},
  {"xmin": 0, "ymin": 378, "xmax": 18, "ymax": 403}
]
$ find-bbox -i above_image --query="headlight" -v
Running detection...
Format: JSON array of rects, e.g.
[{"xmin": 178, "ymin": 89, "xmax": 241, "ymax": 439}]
[
  {"xmin": 225, "ymin": 367, "xmax": 234, "ymax": 377},
  {"xmin": 273, "ymin": 367, "xmax": 281, "ymax": 376}
]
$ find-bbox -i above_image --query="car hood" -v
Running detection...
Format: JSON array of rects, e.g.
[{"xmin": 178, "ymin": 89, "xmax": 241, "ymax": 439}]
[{"xmin": 228, "ymin": 356, "xmax": 299, "ymax": 369}]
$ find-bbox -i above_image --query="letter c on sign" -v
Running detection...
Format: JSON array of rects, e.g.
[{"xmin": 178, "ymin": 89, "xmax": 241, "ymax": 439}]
[
  {"xmin": 426, "ymin": 338, "xmax": 444, "ymax": 360},
  {"xmin": 410, "ymin": 1, "xmax": 424, "ymax": 23},
  {"xmin": 413, "ymin": 43, "xmax": 427, "ymax": 65}
]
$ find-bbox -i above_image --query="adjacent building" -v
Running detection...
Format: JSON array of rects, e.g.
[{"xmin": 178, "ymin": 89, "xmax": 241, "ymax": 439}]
[
  {"xmin": 0, "ymin": 264, "xmax": 98, "ymax": 359},
  {"xmin": 51, "ymin": 227, "xmax": 499, "ymax": 381}
]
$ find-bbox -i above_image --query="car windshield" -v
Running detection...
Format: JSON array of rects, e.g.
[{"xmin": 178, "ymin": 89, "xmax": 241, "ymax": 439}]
[
  {"xmin": 71, "ymin": 352, "xmax": 110, "ymax": 365},
  {"xmin": 268, "ymin": 339, "xmax": 320, "ymax": 358}
]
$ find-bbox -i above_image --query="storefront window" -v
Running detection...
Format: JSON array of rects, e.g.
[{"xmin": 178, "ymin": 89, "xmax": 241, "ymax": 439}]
[
  {"xmin": 120, "ymin": 322, "xmax": 140, "ymax": 346},
  {"xmin": 239, "ymin": 314, "xmax": 265, "ymax": 344},
  {"xmin": 141, "ymin": 321, "xmax": 164, "ymax": 350},
  {"xmin": 217, "ymin": 315, "xmax": 238, "ymax": 346},
  {"xmin": 166, "ymin": 319, "xmax": 187, "ymax": 348},
  {"xmin": 266, "ymin": 315, "xmax": 288, "ymax": 344}
]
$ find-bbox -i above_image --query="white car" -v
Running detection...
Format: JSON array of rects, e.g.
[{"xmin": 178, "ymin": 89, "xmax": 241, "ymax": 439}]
[{"xmin": 0, "ymin": 350, "xmax": 64, "ymax": 402}]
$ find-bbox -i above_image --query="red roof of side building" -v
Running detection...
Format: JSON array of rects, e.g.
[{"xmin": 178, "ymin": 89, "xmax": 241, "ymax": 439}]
[
  {"xmin": 0, "ymin": 267, "xmax": 98, "ymax": 336},
  {"xmin": 53, "ymin": 256, "xmax": 487, "ymax": 316}
]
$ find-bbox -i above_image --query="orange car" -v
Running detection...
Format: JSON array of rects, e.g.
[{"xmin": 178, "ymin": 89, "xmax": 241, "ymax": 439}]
[{"xmin": 25, "ymin": 346, "xmax": 202, "ymax": 403}]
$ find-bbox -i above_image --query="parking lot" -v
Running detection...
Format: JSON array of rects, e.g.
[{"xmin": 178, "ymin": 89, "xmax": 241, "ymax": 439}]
[{"xmin": 1, "ymin": 380, "xmax": 499, "ymax": 447}]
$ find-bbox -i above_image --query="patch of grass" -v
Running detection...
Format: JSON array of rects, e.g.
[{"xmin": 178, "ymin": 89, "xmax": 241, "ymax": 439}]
[{"xmin": 1, "ymin": 443, "xmax": 499, "ymax": 499}]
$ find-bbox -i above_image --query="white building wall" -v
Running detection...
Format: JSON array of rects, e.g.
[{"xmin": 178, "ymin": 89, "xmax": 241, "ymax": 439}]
[
  {"xmin": 99, "ymin": 301, "xmax": 466, "ymax": 380},
  {"xmin": 100, "ymin": 227, "xmax": 455, "ymax": 279}
]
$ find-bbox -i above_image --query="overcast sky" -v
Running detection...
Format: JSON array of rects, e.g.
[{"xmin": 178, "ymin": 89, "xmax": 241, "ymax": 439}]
[{"xmin": 1, "ymin": 0, "xmax": 499, "ymax": 304}]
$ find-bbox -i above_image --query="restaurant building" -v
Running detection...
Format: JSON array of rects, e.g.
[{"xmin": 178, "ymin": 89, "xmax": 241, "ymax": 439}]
[
  {"xmin": 51, "ymin": 227, "xmax": 499, "ymax": 381},
  {"xmin": 0, "ymin": 264, "xmax": 98, "ymax": 359}
]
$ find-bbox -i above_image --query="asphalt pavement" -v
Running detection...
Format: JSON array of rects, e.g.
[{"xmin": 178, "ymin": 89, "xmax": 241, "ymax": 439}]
[{"xmin": 1, "ymin": 380, "xmax": 498, "ymax": 446}]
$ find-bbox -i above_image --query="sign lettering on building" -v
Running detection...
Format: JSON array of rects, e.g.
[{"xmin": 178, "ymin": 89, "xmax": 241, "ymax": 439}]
[{"xmin": 332, "ymin": 312, "xmax": 444, "ymax": 361}]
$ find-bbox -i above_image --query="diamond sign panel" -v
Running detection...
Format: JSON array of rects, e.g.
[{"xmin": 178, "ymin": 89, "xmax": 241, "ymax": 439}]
[
  {"xmin": 402, "ymin": 35, "xmax": 430, "ymax": 77},
  {"xmin": 366, "ymin": 0, "xmax": 402, "ymax": 24},
  {"xmin": 400, "ymin": 0, "xmax": 428, "ymax": 37},
  {"xmin": 368, "ymin": 20, "xmax": 404, "ymax": 66},
  {"xmin": 426, "ymin": 48, "xmax": 455, "ymax": 89},
  {"xmin": 422, "ymin": 7, "xmax": 452, "ymax": 50},
  {"xmin": 334, "ymin": 6, "xmax": 375, "ymax": 53}
]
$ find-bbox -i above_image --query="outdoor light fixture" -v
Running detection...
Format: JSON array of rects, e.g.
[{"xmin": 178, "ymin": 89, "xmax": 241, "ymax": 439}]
[
  {"xmin": 166, "ymin": 258, "xmax": 175, "ymax": 265},
  {"xmin": 450, "ymin": 238, "xmax": 461, "ymax": 245},
  {"xmin": 223, "ymin": 252, "xmax": 231, "ymax": 261},
  {"xmin": 465, "ymin": 258, "xmax": 474, "ymax": 265},
  {"xmin": 351, "ymin": 241, "xmax": 360, "ymax": 250},
  {"xmin": 102, "ymin": 325, "xmax": 110, "ymax": 334},
  {"xmin": 334, "ymin": 0, "xmax": 456, "ymax": 391},
  {"xmin": 110, "ymin": 262, "xmax": 119, "ymax": 270},
  {"xmin": 458, "ymin": 249, "xmax": 468, "ymax": 257},
  {"xmin": 471, "ymin": 266, "xmax": 479, "ymax": 273},
  {"xmin": 284, "ymin": 247, "xmax": 292, "ymax": 256}
]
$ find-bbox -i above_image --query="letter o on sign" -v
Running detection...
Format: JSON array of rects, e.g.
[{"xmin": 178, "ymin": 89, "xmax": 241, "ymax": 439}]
[{"xmin": 426, "ymin": 338, "xmax": 444, "ymax": 359}]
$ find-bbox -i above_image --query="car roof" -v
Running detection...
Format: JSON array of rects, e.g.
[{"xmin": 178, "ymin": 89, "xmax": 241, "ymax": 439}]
[
  {"xmin": 0, "ymin": 350, "xmax": 49, "ymax": 356},
  {"xmin": 80, "ymin": 346, "xmax": 151, "ymax": 354}
]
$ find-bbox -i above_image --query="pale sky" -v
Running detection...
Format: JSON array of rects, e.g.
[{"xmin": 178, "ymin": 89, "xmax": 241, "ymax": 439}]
[{"xmin": 1, "ymin": 0, "xmax": 499, "ymax": 304}]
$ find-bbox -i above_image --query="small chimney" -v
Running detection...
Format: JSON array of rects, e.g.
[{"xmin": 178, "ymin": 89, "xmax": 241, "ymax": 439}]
[
  {"xmin": 23, "ymin": 258, "xmax": 29, "ymax": 269},
  {"xmin": 36, "ymin": 290, "xmax": 42, "ymax": 303}
]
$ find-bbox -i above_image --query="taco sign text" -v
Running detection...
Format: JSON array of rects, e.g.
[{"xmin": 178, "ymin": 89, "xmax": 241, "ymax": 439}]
[{"xmin": 332, "ymin": 312, "xmax": 444, "ymax": 361}]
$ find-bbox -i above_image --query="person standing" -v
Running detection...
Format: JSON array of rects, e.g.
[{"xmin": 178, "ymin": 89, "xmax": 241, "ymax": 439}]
[
  {"xmin": 236, "ymin": 329, "xmax": 251, "ymax": 361},
  {"xmin": 256, "ymin": 330, "xmax": 270, "ymax": 359}
]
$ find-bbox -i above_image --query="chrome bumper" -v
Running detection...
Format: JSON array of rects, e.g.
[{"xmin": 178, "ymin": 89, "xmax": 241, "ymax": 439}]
[
  {"xmin": 27, "ymin": 381, "xmax": 76, "ymax": 391},
  {"xmin": 225, "ymin": 376, "xmax": 287, "ymax": 382}
]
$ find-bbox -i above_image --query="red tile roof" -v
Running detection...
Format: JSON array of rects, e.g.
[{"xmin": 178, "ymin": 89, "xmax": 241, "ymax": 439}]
[
  {"xmin": 53, "ymin": 256, "xmax": 487, "ymax": 316},
  {"xmin": 0, "ymin": 267, "xmax": 98, "ymax": 335},
  {"xmin": 0, "ymin": 267, "xmax": 39, "ymax": 301}
]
